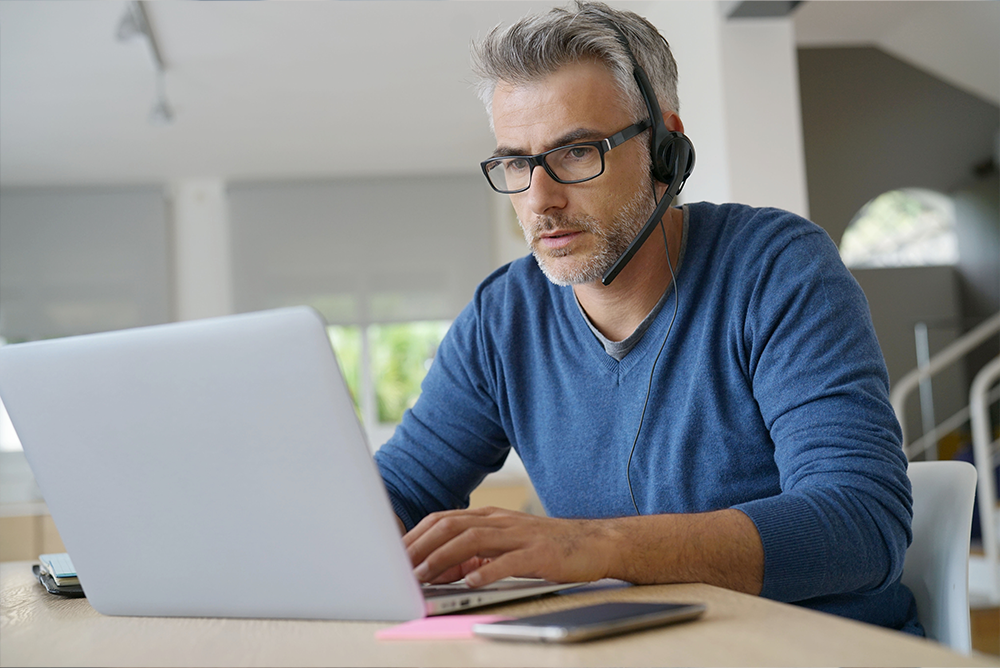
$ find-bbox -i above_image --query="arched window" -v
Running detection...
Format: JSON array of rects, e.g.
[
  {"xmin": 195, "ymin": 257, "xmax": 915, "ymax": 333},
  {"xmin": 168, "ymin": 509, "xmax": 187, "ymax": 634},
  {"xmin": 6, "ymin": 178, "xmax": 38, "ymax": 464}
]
[{"xmin": 839, "ymin": 188, "xmax": 958, "ymax": 268}]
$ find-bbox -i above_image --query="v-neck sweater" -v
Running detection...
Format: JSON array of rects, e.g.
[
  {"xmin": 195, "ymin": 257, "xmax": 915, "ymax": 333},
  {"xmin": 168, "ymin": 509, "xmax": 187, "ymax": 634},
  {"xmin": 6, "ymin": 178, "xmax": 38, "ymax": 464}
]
[{"xmin": 375, "ymin": 201, "xmax": 919, "ymax": 634}]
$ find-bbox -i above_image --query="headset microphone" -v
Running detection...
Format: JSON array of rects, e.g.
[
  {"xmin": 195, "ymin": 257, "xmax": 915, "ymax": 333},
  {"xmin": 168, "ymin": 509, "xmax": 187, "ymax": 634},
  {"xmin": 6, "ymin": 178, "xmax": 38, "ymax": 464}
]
[{"xmin": 600, "ymin": 28, "xmax": 695, "ymax": 287}]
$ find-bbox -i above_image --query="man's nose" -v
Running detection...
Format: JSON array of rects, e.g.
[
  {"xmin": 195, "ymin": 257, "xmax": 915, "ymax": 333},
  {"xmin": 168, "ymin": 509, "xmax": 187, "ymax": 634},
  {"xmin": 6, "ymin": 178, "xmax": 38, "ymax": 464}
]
[{"xmin": 521, "ymin": 165, "xmax": 569, "ymax": 217}]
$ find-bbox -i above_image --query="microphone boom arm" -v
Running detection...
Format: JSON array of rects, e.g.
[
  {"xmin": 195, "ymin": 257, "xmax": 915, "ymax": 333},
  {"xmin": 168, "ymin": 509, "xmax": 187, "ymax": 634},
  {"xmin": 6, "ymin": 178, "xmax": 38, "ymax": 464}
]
[{"xmin": 600, "ymin": 180, "xmax": 681, "ymax": 286}]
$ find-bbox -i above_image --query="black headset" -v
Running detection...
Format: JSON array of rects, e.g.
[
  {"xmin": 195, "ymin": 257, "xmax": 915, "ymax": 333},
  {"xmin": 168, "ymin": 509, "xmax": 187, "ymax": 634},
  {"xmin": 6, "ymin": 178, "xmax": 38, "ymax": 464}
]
[{"xmin": 600, "ymin": 22, "xmax": 695, "ymax": 286}]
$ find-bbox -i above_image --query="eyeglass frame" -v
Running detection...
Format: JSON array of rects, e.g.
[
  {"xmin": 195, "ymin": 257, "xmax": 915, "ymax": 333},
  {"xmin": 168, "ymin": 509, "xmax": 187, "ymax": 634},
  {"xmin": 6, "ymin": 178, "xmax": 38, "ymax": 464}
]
[{"xmin": 480, "ymin": 119, "xmax": 651, "ymax": 194}]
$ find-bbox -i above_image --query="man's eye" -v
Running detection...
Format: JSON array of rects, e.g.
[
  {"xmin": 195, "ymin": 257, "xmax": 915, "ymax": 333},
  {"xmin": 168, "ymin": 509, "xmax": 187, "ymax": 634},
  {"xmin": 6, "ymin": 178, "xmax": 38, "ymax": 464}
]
[
  {"xmin": 566, "ymin": 146, "xmax": 597, "ymax": 161},
  {"xmin": 506, "ymin": 158, "xmax": 530, "ymax": 172}
]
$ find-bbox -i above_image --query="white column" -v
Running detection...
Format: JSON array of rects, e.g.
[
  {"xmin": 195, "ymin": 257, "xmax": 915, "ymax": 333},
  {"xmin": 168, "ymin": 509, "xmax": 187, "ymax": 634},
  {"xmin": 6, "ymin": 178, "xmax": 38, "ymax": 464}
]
[
  {"xmin": 644, "ymin": 1, "xmax": 733, "ymax": 206},
  {"xmin": 169, "ymin": 179, "xmax": 234, "ymax": 321},
  {"xmin": 640, "ymin": 3, "xmax": 809, "ymax": 218},
  {"xmin": 720, "ymin": 17, "xmax": 810, "ymax": 218}
]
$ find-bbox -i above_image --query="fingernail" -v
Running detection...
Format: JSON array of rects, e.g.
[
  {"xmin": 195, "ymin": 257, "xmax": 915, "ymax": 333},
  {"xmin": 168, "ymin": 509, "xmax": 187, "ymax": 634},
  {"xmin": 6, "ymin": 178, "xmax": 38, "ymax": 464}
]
[
  {"xmin": 414, "ymin": 563, "xmax": 429, "ymax": 581},
  {"xmin": 465, "ymin": 571, "xmax": 481, "ymax": 587}
]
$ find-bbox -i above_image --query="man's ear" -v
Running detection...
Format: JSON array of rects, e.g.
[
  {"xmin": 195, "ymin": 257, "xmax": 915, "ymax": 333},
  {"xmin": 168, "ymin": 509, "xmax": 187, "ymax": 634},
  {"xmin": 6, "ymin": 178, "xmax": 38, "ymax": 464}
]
[{"xmin": 664, "ymin": 112, "xmax": 684, "ymax": 134}]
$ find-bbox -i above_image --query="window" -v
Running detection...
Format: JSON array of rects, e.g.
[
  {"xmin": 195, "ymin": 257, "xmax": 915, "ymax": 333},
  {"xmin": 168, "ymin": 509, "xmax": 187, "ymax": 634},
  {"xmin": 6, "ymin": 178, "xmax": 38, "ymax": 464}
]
[
  {"xmin": 327, "ymin": 320, "xmax": 450, "ymax": 440},
  {"xmin": 327, "ymin": 325, "xmax": 363, "ymax": 415},
  {"xmin": 839, "ymin": 188, "xmax": 958, "ymax": 268},
  {"xmin": 0, "ymin": 187, "xmax": 170, "ymax": 454},
  {"xmin": 369, "ymin": 321, "xmax": 451, "ymax": 424},
  {"xmin": 228, "ymin": 176, "xmax": 492, "ymax": 451}
]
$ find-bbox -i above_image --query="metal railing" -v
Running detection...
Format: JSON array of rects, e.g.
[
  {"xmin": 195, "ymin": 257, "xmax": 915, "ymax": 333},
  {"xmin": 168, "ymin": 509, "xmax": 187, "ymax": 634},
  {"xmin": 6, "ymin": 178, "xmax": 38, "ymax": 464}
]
[
  {"xmin": 969, "ymin": 356, "xmax": 1000, "ymax": 605},
  {"xmin": 889, "ymin": 311, "xmax": 1000, "ymax": 606},
  {"xmin": 890, "ymin": 312, "xmax": 1000, "ymax": 450}
]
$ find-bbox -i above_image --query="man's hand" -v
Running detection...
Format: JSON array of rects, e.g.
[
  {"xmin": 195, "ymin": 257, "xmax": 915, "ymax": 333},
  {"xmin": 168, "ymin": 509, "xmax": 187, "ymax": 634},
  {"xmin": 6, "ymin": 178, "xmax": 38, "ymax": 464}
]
[
  {"xmin": 403, "ymin": 505, "xmax": 764, "ymax": 595},
  {"xmin": 403, "ymin": 506, "xmax": 615, "ymax": 587}
]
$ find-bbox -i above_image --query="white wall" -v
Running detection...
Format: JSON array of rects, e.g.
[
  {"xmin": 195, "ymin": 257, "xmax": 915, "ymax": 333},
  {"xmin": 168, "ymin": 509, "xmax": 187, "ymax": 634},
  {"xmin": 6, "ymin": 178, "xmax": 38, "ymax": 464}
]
[
  {"xmin": 794, "ymin": 0, "xmax": 1000, "ymax": 106},
  {"xmin": 643, "ymin": 3, "xmax": 809, "ymax": 217}
]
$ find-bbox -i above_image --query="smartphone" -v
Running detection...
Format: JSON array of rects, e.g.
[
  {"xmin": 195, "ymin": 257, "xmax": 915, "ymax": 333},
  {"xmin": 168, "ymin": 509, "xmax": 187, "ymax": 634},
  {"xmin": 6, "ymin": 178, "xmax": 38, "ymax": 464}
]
[{"xmin": 471, "ymin": 601, "xmax": 706, "ymax": 643}]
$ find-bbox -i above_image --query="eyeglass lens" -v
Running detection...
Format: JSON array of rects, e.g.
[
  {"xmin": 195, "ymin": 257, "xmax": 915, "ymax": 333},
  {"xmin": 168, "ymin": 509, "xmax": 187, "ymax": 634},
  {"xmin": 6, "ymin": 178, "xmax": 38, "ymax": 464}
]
[{"xmin": 486, "ymin": 144, "xmax": 603, "ymax": 193}]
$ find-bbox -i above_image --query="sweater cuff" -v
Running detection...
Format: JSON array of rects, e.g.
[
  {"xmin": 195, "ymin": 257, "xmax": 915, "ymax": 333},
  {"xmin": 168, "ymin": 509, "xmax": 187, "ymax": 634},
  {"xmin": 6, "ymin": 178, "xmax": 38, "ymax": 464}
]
[
  {"xmin": 734, "ymin": 493, "xmax": 831, "ymax": 602},
  {"xmin": 385, "ymin": 487, "xmax": 418, "ymax": 533}
]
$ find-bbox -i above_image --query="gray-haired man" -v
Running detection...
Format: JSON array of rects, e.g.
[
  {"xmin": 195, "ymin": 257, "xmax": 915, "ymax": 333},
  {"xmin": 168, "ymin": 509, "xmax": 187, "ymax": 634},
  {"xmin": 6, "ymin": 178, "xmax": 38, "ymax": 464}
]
[{"xmin": 375, "ymin": 1, "xmax": 920, "ymax": 634}]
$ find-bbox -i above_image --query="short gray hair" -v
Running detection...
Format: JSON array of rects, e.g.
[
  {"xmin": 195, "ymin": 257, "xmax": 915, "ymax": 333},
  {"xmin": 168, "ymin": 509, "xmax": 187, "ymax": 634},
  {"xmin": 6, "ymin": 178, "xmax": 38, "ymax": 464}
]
[{"xmin": 471, "ymin": 1, "xmax": 680, "ymax": 131}]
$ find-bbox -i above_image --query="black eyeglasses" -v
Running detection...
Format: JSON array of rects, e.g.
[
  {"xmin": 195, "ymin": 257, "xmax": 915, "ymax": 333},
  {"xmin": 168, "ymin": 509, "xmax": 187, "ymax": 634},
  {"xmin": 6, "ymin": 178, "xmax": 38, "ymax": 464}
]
[{"xmin": 480, "ymin": 120, "xmax": 650, "ymax": 194}]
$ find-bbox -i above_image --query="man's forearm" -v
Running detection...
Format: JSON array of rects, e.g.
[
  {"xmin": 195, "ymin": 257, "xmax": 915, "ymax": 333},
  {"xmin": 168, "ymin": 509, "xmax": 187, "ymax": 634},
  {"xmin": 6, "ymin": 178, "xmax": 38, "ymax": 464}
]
[
  {"xmin": 403, "ymin": 506, "xmax": 764, "ymax": 595},
  {"xmin": 598, "ymin": 509, "xmax": 764, "ymax": 595}
]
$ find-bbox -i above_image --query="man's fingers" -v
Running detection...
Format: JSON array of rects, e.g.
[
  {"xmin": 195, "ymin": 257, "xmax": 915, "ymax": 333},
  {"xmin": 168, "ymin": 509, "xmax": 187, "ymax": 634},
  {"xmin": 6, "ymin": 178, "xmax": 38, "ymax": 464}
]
[
  {"xmin": 403, "ymin": 506, "xmax": 505, "ymax": 549},
  {"xmin": 424, "ymin": 562, "xmax": 468, "ymax": 585},
  {"xmin": 462, "ymin": 551, "xmax": 539, "ymax": 587},
  {"xmin": 413, "ymin": 524, "xmax": 516, "ymax": 584},
  {"xmin": 424, "ymin": 556, "xmax": 488, "ymax": 585},
  {"xmin": 405, "ymin": 509, "xmax": 517, "ymax": 567},
  {"xmin": 401, "ymin": 508, "xmax": 599, "ymax": 587}
]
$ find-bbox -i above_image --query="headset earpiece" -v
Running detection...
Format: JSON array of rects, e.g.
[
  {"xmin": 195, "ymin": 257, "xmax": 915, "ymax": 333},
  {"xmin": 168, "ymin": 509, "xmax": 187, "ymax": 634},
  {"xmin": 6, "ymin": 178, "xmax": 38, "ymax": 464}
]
[
  {"xmin": 628, "ymin": 58, "xmax": 694, "ymax": 192},
  {"xmin": 653, "ymin": 132, "xmax": 694, "ymax": 192}
]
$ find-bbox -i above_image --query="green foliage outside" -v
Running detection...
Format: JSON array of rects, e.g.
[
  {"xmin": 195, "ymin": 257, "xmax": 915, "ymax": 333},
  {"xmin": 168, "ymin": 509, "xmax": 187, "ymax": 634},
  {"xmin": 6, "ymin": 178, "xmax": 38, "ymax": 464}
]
[
  {"xmin": 327, "ymin": 325, "xmax": 362, "ymax": 416},
  {"xmin": 327, "ymin": 320, "xmax": 450, "ymax": 425},
  {"xmin": 371, "ymin": 321, "xmax": 451, "ymax": 424}
]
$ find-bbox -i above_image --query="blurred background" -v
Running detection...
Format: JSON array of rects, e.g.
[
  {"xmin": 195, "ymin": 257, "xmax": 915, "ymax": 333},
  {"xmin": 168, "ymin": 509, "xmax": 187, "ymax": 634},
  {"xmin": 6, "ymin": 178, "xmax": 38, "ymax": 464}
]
[{"xmin": 0, "ymin": 3, "xmax": 998, "ymax": 627}]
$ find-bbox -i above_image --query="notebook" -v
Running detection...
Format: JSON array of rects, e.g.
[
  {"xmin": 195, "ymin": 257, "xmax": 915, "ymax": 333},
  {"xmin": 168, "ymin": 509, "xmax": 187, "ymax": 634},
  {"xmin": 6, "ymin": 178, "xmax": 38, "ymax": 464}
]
[{"xmin": 0, "ymin": 307, "xmax": 581, "ymax": 620}]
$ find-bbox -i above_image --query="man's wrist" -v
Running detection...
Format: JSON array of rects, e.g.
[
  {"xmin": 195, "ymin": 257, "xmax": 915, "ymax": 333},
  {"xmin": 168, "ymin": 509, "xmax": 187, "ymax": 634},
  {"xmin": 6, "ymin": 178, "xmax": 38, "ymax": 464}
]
[
  {"xmin": 590, "ymin": 518, "xmax": 629, "ymax": 581},
  {"xmin": 586, "ymin": 511, "xmax": 764, "ymax": 594}
]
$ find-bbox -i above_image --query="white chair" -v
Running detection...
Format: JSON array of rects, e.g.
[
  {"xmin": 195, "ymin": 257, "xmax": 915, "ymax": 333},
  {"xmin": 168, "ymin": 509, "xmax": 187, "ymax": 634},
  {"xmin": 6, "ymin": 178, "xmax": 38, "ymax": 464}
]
[{"xmin": 902, "ymin": 460, "xmax": 978, "ymax": 653}]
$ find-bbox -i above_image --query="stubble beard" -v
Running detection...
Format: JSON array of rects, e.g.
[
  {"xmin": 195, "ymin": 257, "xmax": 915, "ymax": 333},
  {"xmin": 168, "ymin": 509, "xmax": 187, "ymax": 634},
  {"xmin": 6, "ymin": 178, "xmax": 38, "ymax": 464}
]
[{"xmin": 520, "ymin": 185, "xmax": 656, "ymax": 287}]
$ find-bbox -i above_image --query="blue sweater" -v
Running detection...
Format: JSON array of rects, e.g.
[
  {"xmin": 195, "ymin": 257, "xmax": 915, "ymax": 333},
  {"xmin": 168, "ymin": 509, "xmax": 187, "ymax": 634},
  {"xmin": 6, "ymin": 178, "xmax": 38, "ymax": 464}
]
[{"xmin": 376, "ymin": 202, "xmax": 920, "ymax": 633}]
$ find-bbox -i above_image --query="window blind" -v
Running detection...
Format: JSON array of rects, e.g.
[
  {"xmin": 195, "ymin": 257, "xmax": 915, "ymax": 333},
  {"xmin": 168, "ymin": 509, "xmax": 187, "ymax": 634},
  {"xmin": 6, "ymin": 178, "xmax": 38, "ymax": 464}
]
[
  {"xmin": 228, "ymin": 176, "xmax": 494, "ymax": 325},
  {"xmin": 0, "ymin": 187, "xmax": 171, "ymax": 341}
]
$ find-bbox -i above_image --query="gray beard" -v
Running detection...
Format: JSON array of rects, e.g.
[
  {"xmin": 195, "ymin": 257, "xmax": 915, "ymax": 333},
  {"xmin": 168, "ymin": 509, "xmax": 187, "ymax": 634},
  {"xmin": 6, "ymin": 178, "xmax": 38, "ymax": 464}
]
[{"xmin": 520, "ymin": 186, "xmax": 656, "ymax": 286}]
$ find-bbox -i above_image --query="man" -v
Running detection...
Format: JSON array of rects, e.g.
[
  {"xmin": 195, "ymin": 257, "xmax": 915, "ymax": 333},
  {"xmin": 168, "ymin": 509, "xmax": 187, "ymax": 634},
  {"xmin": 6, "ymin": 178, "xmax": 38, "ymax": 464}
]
[{"xmin": 375, "ymin": 1, "xmax": 920, "ymax": 634}]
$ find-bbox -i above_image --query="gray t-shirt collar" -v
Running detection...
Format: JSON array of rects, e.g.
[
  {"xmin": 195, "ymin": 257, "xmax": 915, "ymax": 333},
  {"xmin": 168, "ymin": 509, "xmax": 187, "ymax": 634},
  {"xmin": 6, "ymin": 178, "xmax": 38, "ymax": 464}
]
[{"xmin": 575, "ymin": 205, "xmax": 689, "ymax": 361}]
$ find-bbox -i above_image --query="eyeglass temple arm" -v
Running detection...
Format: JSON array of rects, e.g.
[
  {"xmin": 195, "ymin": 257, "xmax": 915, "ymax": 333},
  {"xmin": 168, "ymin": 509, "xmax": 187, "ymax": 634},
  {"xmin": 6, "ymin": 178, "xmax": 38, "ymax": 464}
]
[{"xmin": 605, "ymin": 119, "xmax": 651, "ymax": 150}]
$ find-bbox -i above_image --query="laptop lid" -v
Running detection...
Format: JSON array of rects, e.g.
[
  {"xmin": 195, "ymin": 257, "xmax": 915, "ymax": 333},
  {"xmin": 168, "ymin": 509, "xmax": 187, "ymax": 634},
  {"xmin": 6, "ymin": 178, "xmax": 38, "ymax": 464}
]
[
  {"xmin": 0, "ymin": 307, "xmax": 429, "ymax": 621},
  {"xmin": 0, "ymin": 307, "xmax": 583, "ymax": 620}
]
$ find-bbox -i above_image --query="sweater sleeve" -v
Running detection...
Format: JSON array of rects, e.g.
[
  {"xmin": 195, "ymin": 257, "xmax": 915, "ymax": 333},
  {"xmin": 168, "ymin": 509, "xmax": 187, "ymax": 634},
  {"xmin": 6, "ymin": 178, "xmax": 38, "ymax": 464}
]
[
  {"xmin": 374, "ymin": 284, "xmax": 511, "ymax": 531},
  {"xmin": 732, "ymin": 217, "xmax": 912, "ymax": 603}
]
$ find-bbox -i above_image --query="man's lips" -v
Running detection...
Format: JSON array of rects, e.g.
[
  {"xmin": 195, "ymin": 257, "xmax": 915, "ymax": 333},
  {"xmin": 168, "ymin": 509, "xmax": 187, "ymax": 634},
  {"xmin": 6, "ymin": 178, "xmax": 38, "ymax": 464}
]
[{"xmin": 538, "ymin": 229, "xmax": 583, "ymax": 250}]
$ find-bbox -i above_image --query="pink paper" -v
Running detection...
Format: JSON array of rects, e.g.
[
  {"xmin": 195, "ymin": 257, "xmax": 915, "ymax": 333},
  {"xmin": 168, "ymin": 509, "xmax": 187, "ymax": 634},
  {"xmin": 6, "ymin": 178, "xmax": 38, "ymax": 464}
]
[{"xmin": 375, "ymin": 615, "xmax": 514, "ymax": 640}]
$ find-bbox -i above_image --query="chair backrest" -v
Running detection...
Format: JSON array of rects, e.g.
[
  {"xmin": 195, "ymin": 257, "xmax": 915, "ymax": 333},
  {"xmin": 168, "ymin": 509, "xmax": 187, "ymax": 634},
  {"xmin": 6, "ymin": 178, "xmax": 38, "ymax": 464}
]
[{"xmin": 902, "ymin": 460, "xmax": 978, "ymax": 653}]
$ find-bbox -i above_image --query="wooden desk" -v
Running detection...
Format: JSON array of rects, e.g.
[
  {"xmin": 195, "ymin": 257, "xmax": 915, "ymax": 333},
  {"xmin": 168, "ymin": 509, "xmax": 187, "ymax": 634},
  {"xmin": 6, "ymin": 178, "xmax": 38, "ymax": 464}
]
[{"xmin": 1, "ymin": 561, "xmax": 994, "ymax": 667}]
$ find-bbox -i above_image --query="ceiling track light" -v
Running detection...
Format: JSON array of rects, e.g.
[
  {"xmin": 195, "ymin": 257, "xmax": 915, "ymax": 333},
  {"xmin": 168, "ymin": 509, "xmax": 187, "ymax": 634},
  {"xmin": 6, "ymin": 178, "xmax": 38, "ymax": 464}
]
[
  {"xmin": 117, "ymin": 1, "xmax": 174, "ymax": 126},
  {"xmin": 149, "ymin": 70, "xmax": 174, "ymax": 126}
]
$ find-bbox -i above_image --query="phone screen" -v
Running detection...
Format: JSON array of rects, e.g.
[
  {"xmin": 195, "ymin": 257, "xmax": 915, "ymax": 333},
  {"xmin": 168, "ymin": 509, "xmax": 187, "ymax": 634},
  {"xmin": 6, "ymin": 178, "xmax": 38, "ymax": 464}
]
[{"xmin": 472, "ymin": 601, "xmax": 705, "ymax": 642}]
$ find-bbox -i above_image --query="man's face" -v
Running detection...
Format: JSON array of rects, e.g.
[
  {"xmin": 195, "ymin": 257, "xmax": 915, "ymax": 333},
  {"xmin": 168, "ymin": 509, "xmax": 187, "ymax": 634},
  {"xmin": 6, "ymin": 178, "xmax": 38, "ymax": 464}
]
[{"xmin": 491, "ymin": 60, "xmax": 654, "ymax": 286}]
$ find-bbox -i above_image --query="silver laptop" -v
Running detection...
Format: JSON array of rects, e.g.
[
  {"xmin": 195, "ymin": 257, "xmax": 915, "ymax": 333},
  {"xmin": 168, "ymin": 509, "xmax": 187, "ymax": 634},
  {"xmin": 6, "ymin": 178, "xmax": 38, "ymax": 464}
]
[{"xmin": 0, "ymin": 306, "xmax": 580, "ymax": 620}]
